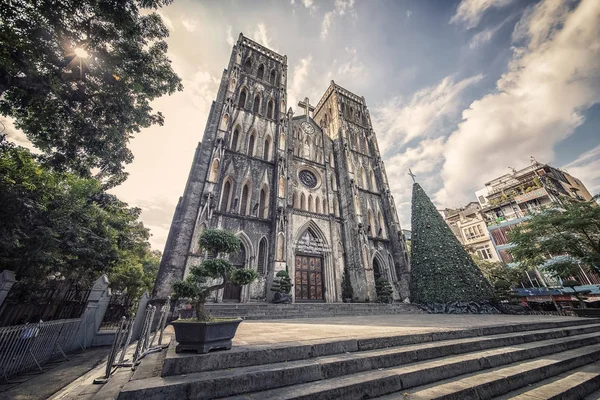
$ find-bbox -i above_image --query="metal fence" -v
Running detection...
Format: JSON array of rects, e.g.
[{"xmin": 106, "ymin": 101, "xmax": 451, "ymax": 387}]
[{"xmin": 0, "ymin": 318, "xmax": 82, "ymax": 381}]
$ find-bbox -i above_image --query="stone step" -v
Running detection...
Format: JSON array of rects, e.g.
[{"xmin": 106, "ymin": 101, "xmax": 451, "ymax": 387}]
[
  {"xmin": 586, "ymin": 388, "xmax": 600, "ymax": 399},
  {"xmin": 494, "ymin": 362, "xmax": 600, "ymax": 399},
  {"xmin": 161, "ymin": 322, "xmax": 600, "ymax": 376},
  {"xmin": 224, "ymin": 341, "xmax": 600, "ymax": 400},
  {"xmin": 399, "ymin": 348, "xmax": 600, "ymax": 399},
  {"xmin": 117, "ymin": 326, "xmax": 600, "ymax": 400}
]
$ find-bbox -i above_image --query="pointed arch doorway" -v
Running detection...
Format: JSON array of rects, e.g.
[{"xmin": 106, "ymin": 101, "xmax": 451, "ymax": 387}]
[
  {"xmin": 223, "ymin": 243, "xmax": 245, "ymax": 302},
  {"xmin": 294, "ymin": 228, "xmax": 325, "ymax": 301}
]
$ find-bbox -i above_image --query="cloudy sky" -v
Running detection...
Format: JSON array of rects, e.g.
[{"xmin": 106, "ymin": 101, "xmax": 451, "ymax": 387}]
[{"xmin": 6, "ymin": 0, "xmax": 600, "ymax": 251}]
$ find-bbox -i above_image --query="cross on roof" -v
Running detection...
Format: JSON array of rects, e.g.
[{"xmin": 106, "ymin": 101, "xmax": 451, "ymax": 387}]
[
  {"xmin": 298, "ymin": 97, "xmax": 315, "ymax": 121},
  {"xmin": 408, "ymin": 168, "xmax": 416, "ymax": 183}
]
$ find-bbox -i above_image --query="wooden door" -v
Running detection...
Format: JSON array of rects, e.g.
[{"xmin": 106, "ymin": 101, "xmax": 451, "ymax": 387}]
[{"xmin": 294, "ymin": 255, "xmax": 324, "ymax": 301}]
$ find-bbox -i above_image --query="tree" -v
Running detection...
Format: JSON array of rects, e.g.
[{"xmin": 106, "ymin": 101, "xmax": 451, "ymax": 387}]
[
  {"xmin": 171, "ymin": 229, "xmax": 258, "ymax": 321},
  {"xmin": 0, "ymin": 141, "xmax": 158, "ymax": 299},
  {"xmin": 509, "ymin": 197, "xmax": 600, "ymax": 273},
  {"xmin": 375, "ymin": 277, "xmax": 394, "ymax": 304},
  {"xmin": 410, "ymin": 183, "xmax": 494, "ymax": 304},
  {"xmin": 473, "ymin": 256, "xmax": 523, "ymax": 288},
  {"xmin": 0, "ymin": 0, "xmax": 183, "ymax": 186}
]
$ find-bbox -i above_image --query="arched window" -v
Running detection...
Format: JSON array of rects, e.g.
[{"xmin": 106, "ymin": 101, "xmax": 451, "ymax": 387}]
[
  {"xmin": 331, "ymin": 174, "xmax": 337, "ymax": 191},
  {"xmin": 238, "ymin": 89, "xmax": 247, "ymax": 108},
  {"xmin": 315, "ymin": 196, "xmax": 321, "ymax": 213},
  {"xmin": 267, "ymin": 100, "xmax": 274, "ymax": 119},
  {"xmin": 257, "ymin": 64, "xmax": 264, "ymax": 80},
  {"xmin": 220, "ymin": 114, "xmax": 229, "ymax": 130},
  {"xmin": 263, "ymin": 136, "xmax": 271, "ymax": 160},
  {"xmin": 300, "ymin": 193, "xmax": 306, "ymax": 210},
  {"xmin": 270, "ymin": 69, "xmax": 276, "ymax": 85},
  {"xmin": 248, "ymin": 132, "xmax": 255, "ymax": 156},
  {"xmin": 243, "ymin": 58, "xmax": 252, "ymax": 74},
  {"xmin": 231, "ymin": 128, "xmax": 239, "ymax": 150},
  {"xmin": 322, "ymin": 198, "xmax": 327, "ymax": 214},
  {"xmin": 257, "ymin": 238, "xmax": 268, "ymax": 274},
  {"xmin": 378, "ymin": 211, "xmax": 386, "ymax": 238},
  {"xmin": 292, "ymin": 190, "xmax": 298, "ymax": 208},
  {"xmin": 208, "ymin": 158, "xmax": 219, "ymax": 182},
  {"xmin": 308, "ymin": 194, "xmax": 314, "ymax": 213},
  {"xmin": 361, "ymin": 167, "xmax": 367, "ymax": 189},
  {"xmin": 368, "ymin": 210, "xmax": 375, "ymax": 236},
  {"xmin": 220, "ymin": 179, "xmax": 232, "ymax": 212},
  {"xmin": 259, "ymin": 186, "xmax": 268, "ymax": 218},
  {"xmin": 370, "ymin": 170, "xmax": 377, "ymax": 192},
  {"xmin": 240, "ymin": 183, "xmax": 250, "ymax": 215},
  {"xmin": 253, "ymin": 95, "xmax": 260, "ymax": 113}
]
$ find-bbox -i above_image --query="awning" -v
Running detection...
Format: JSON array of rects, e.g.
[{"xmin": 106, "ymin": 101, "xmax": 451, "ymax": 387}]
[{"xmin": 524, "ymin": 296, "xmax": 553, "ymax": 303}]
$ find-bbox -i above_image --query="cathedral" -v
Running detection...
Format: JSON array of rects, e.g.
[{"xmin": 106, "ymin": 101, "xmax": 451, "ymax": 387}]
[{"xmin": 153, "ymin": 33, "xmax": 410, "ymax": 304}]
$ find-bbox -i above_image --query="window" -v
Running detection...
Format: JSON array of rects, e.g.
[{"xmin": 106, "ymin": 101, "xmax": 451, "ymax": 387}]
[
  {"xmin": 368, "ymin": 210, "xmax": 375, "ymax": 236},
  {"xmin": 243, "ymin": 58, "xmax": 252, "ymax": 74},
  {"xmin": 253, "ymin": 95, "xmax": 260, "ymax": 113},
  {"xmin": 300, "ymin": 193, "xmax": 306, "ymax": 210},
  {"xmin": 257, "ymin": 238, "xmax": 268, "ymax": 274},
  {"xmin": 308, "ymin": 194, "xmax": 314, "ymax": 212},
  {"xmin": 220, "ymin": 180, "xmax": 232, "ymax": 212},
  {"xmin": 240, "ymin": 184, "xmax": 250, "ymax": 215},
  {"xmin": 248, "ymin": 132, "xmax": 255, "ymax": 156},
  {"xmin": 315, "ymin": 196, "xmax": 321, "ymax": 213},
  {"xmin": 208, "ymin": 158, "xmax": 219, "ymax": 182},
  {"xmin": 491, "ymin": 225, "xmax": 516, "ymax": 246},
  {"xmin": 259, "ymin": 187, "xmax": 268, "ymax": 218},
  {"xmin": 231, "ymin": 128, "xmax": 239, "ymax": 150},
  {"xmin": 270, "ymin": 69, "xmax": 276, "ymax": 85},
  {"xmin": 267, "ymin": 100, "xmax": 274, "ymax": 119},
  {"xmin": 257, "ymin": 64, "xmax": 264, "ymax": 80},
  {"xmin": 263, "ymin": 137, "xmax": 271, "ymax": 160},
  {"xmin": 475, "ymin": 245, "xmax": 494, "ymax": 260},
  {"xmin": 378, "ymin": 211, "xmax": 386, "ymax": 238},
  {"xmin": 238, "ymin": 89, "xmax": 247, "ymax": 108}
]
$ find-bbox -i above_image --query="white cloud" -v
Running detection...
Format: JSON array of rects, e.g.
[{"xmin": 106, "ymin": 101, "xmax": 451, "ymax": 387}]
[
  {"xmin": 320, "ymin": 0, "xmax": 356, "ymax": 40},
  {"xmin": 469, "ymin": 27, "xmax": 495, "ymax": 49},
  {"xmin": 288, "ymin": 55, "xmax": 313, "ymax": 109},
  {"xmin": 438, "ymin": 0, "xmax": 600, "ymax": 206},
  {"xmin": 252, "ymin": 23, "xmax": 275, "ymax": 50},
  {"xmin": 1, "ymin": 116, "xmax": 36, "ymax": 151},
  {"xmin": 372, "ymin": 74, "xmax": 483, "ymax": 155},
  {"xmin": 337, "ymin": 47, "xmax": 364, "ymax": 78},
  {"xmin": 226, "ymin": 25, "xmax": 235, "ymax": 46},
  {"xmin": 180, "ymin": 16, "xmax": 198, "ymax": 32},
  {"xmin": 563, "ymin": 144, "xmax": 600, "ymax": 196},
  {"xmin": 384, "ymin": 137, "xmax": 447, "ymax": 228},
  {"xmin": 450, "ymin": 0, "xmax": 513, "ymax": 29}
]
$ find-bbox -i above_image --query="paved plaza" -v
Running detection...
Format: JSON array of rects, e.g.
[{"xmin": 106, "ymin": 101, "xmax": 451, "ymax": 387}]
[{"xmin": 233, "ymin": 314, "xmax": 582, "ymax": 345}]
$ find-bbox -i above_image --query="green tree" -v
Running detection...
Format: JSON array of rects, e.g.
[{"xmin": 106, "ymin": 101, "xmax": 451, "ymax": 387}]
[
  {"xmin": 341, "ymin": 264, "xmax": 354, "ymax": 302},
  {"xmin": 509, "ymin": 197, "xmax": 600, "ymax": 273},
  {"xmin": 410, "ymin": 183, "xmax": 494, "ymax": 303},
  {"xmin": 375, "ymin": 276, "xmax": 394, "ymax": 304},
  {"xmin": 0, "ymin": 141, "xmax": 157, "ymax": 299},
  {"xmin": 472, "ymin": 256, "xmax": 523, "ymax": 288},
  {"xmin": 271, "ymin": 269, "xmax": 293, "ymax": 295},
  {"xmin": 0, "ymin": 0, "xmax": 182, "ymax": 186},
  {"xmin": 172, "ymin": 229, "xmax": 258, "ymax": 321}
]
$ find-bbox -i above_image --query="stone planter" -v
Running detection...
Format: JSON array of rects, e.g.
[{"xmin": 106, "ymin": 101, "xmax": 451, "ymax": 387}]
[{"xmin": 172, "ymin": 318, "xmax": 242, "ymax": 354}]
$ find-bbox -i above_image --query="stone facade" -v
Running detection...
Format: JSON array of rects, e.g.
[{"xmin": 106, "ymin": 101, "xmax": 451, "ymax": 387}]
[{"xmin": 153, "ymin": 33, "xmax": 410, "ymax": 303}]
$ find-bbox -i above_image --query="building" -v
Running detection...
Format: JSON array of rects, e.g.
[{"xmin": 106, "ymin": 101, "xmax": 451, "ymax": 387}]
[
  {"xmin": 152, "ymin": 33, "xmax": 410, "ymax": 304},
  {"xmin": 476, "ymin": 161, "xmax": 593, "ymax": 265},
  {"xmin": 442, "ymin": 202, "xmax": 500, "ymax": 262}
]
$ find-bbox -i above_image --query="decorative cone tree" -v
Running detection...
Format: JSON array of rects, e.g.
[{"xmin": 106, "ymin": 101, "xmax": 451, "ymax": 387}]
[{"xmin": 410, "ymin": 183, "xmax": 494, "ymax": 305}]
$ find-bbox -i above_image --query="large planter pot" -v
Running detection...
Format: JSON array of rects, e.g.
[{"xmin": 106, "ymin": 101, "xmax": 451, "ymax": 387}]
[{"xmin": 172, "ymin": 318, "xmax": 242, "ymax": 354}]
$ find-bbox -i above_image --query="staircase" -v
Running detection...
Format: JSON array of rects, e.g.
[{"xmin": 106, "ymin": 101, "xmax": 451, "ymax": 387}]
[
  {"xmin": 118, "ymin": 318, "xmax": 600, "ymax": 400},
  {"xmin": 201, "ymin": 303, "xmax": 424, "ymax": 320}
]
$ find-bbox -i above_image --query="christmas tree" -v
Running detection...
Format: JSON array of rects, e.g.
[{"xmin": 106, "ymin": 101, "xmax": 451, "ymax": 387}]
[
  {"xmin": 375, "ymin": 276, "xmax": 394, "ymax": 304},
  {"xmin": 410, "ymin": 183, "xmax": 494, "ymax": 304}
]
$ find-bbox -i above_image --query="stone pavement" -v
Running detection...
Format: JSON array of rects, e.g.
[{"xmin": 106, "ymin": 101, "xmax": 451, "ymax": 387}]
[
  {"xmin": 231, "ymin": 314, "xmax": 584, "ymax": 346},
  {"xmin": 0, "ymin": 346, "xmax": 110, "ymax": 400}
]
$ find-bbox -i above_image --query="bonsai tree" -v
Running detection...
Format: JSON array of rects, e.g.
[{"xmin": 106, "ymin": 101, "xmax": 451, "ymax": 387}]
[
  {"xmin": 271, "ymin": 268, "xmax": 293, "ymax": 303},
  {"xmin": 341, "ymin": 264, "xmax": 354, "ymax": 302},
  {"xmin": 171, "ymin": 229, "xmax": 258, "ymax": 321},
  {"xmin": 375, "ymin": 276, "xmax": 394, "ymax": 304}
]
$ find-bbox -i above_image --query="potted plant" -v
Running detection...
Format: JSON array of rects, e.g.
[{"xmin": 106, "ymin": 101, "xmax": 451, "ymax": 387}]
[
  {"xmin": 271, "ymin": 267, "xmax": 293, "ymax": 303},
  {"xmin": 375, "ymin": 276, "xmax": 394, "ymax": 304},
  {"xmin": 171, "ymin": 229, "xmax": 258, "ymax": 353}
]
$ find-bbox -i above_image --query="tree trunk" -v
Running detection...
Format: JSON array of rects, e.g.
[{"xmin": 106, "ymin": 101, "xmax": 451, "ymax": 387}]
[{"xmin": 194, "ymin": 298, "xmax": 211, "ymax": 321}]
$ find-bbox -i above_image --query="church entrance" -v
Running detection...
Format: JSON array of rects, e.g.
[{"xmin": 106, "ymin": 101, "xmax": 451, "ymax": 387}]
[
  {"xmin": 294, "ymin": 255, "xmax": 324, "ymax": 301},
  {"xmin": 223, "ymin": 243, "xmax": 246, "ymax": 302}
]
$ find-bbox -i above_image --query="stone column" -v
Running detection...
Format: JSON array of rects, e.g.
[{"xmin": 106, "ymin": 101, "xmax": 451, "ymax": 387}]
[{"xmin": 0, "ymin": 270, "xmax": 16, "ymax": 308}]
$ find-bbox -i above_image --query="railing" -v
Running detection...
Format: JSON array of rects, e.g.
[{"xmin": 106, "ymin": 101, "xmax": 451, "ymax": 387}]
[{"xmin": 0, "ymin": 318, "xmax": 82, "ymax": 381}]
